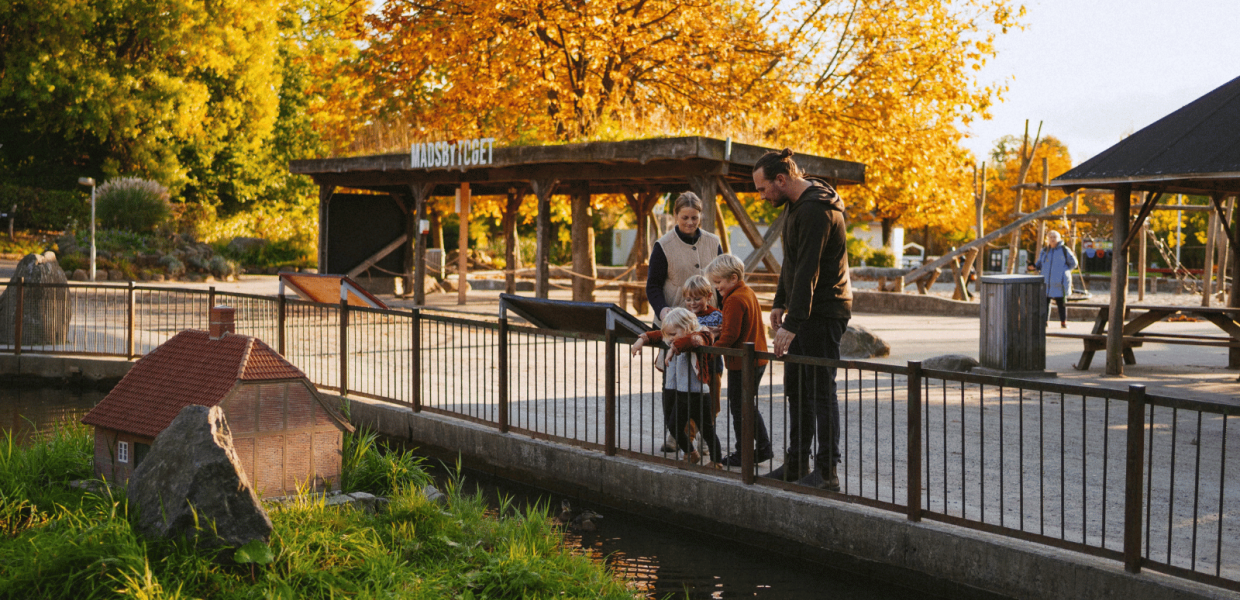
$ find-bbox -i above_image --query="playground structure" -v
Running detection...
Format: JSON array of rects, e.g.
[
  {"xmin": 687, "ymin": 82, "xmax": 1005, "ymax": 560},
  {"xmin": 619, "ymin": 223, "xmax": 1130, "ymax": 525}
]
[{"xmin": 289, "ymin": 136, "xmax": 864, "ymax": 307}]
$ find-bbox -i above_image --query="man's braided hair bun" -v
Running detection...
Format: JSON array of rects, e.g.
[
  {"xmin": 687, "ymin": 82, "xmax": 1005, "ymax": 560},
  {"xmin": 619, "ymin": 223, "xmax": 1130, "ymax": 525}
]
[{"xmin": 755, "ymin": 147, "xmax": 802, "ymax": 180}]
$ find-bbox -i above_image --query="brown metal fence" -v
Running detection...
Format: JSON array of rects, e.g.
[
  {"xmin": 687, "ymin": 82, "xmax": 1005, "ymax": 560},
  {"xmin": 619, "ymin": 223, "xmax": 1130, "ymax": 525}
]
[{"xmin": 3, "ymin": 278, "xmax": 1238, "ymax": 591}]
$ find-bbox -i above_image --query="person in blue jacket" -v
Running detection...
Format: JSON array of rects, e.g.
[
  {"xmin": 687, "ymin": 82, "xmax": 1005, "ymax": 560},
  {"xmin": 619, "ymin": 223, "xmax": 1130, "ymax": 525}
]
[{"xmin": 1033, "ymin": 230, "xmax": 1078, "ymax": 329}]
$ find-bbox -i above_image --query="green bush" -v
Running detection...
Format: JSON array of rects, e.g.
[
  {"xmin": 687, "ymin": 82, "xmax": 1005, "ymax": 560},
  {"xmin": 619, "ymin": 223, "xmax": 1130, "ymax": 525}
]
[
  {"xmin": 95, "ymin": 178, "xmax": 171, "ymax": 233},
  {"xmin": 868, "ymin": 247, "xmax": 896, "ymax": 268},
  {"xmin": 217, "ymin": 238, "xmax": 313, "ymax": 269},
  {"xmin": 846, "ymin": 235, "xmax": 872, "ymax": 267},
  {"xmin": 0, "ymin": 184, "xmax": 89, "ymax": 232}
]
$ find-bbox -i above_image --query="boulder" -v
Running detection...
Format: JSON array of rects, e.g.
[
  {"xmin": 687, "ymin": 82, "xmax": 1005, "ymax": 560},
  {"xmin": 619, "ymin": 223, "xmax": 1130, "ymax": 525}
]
[
  {"xmin": 840, "ymin": 324, "xmax": 890, "ymax": 359},
  {"xmin": 921, "ymin": 354, "xmax": 979, "ymax": 372},
  {"xmin": 108, "ymin": 269, "xmax": 126, "ymax": 281},
  {"xmin": 423, "ymin": 276, "xmax": 444, "ymax": 295},
  {"xmin": 0, "ymin": 252, "xmax": 71, "ymax": 346},
  {"xmin": 128, "ymin": 405, "xmax": 272, "ymax": 548},
  {"xmin": 226, "ymin": 236, "xmax": 269, "ymax": 255},
  {"xmin": 72, "ymin": 269, "xmax": 88, "ymax": 281}
]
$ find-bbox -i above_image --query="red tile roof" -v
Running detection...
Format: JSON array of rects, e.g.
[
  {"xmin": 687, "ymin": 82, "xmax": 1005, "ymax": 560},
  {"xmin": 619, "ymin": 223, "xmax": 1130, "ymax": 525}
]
[{"xmin": 82, "ymin": 330, "xmax": 307, "ymax": 438}]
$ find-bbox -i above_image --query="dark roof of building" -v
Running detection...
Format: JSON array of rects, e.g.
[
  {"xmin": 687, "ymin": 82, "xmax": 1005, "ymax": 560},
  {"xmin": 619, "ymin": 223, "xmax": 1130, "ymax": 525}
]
[
  {"xmin": 289, "ymin": 136, "xmax": 866, "ymax": 196},
  {"xmin": 81, "ymin": 330, "xmax": 330, "ymax": 438},
  {"xmin": 1053, "ymin": 75, "xmax": 1240, "ymax": 194}
]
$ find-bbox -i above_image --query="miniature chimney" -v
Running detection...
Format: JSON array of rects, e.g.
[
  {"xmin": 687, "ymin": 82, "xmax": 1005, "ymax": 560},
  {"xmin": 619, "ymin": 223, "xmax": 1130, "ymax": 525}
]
[{"xmin": 209, "ymin": 305, "xmax": 235, "ymax": 340}]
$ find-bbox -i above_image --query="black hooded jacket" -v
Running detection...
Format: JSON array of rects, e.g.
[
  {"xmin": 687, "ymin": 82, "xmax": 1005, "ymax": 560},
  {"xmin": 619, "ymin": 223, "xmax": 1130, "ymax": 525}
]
[{"xmin": 772, "ymin": 178, "xmax": 852, "ymax": 333}]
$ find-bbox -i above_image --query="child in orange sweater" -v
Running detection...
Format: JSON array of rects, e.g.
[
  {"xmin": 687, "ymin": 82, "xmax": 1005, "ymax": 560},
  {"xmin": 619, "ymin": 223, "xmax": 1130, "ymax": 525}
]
[{"xmin": 705, "ymin": 254, "xmax": 774, "ymax": 466}]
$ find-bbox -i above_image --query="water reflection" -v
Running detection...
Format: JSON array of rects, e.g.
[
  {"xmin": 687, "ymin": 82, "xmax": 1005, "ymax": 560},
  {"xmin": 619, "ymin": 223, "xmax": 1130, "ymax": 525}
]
[
  {"xmin": 0, "ymin": 387, "xmax": 103, "ymax": 443},
  {"xmin": 454, "ymin": 470, "xmax": 929, "ymax": 599}
]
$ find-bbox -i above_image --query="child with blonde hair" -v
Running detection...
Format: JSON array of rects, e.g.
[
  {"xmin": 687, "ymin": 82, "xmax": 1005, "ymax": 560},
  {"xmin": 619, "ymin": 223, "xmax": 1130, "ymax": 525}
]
[
  {"xmin": 643, "ymin": 307, "xmax": 721, "ymax": 466},
  {"xmin": 632, "ymin": 275, "xmax": 723, "ymax": 454}
]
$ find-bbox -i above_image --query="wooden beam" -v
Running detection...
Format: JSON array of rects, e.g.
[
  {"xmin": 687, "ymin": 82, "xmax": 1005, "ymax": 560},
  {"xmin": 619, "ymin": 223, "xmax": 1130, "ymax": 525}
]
[
  {"xmin": 714, "ymin": 200, "xmax": 731, "ymax": 254},
  {"xmin": 1203, "ymin": 205, "xmax": 1218, "ymax": 307},
  {"xmin": 400, "ymin": 192, "xmax": 415, "ymax": 296},
  {"xmin": 718, "ymin": 177, "xmax": 780, "ymax": 273},
  {"xmin": 530, "ymin": 179, "xmax": 558, "ymax": 298},
  {"xmin": 346, "ymin": 234, "xmax": 409, "ymax": 279},
  {"xmin": 688, "ymin": 175, "xmax": 718, "ymax": 235},
  {"xmin": 903, "ymin": 194, "xmax": 1075, "ymax": 285},
  {"xmin": 457, "ymin": 183, "xmax": 471, "ymax": 305},
  {"xmin": 317, "ymin": 183, "xmax": 335, "ymax": 273},
  {"xmin": 409, "ymin": 183, "xmax": 433, "ymax": 305},
  {"xmin": 570, "ymin": 183, "xmax": 595, "ymax": 302},
  {"xmin": 1035, "ymin": 158, "xmax": 1049, "ymax": 260},
  {"xmin": 1107, "ymin": 185, "xmax": 1131, "ymax": 376},
  {"xmin": 1120, "ymin": 191, "xmax": 1163, "ymax": 252},
  {"xmin": 504, "ymin": 186, "xmax": 525, "ymax": 295},
  {"xmin": 743, "ymin": 208, "xmax": 789, "ymax": 272}
]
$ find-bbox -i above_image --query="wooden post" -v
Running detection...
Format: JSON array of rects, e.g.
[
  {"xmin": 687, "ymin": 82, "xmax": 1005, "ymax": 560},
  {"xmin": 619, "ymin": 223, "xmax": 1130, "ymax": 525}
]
[
  {"xmin": 714, "ymin": 200, "xmax": 731, "ymax": 254},
  {"xmin": 1035, "ymin": 158, "xmax": 1049, "ymax": 260},
  {"xmin": 503, "ymin": 188, "xmax": 523, "ymax": 295},
  {"xmin": 1216, "ymin": 197, "xmax": 1233, "ymax": 302},
  {"xmin": 1123, "ymin": 384, "xmax": 1147, "ymax": 573},
  {"xmin": 1203, "ymin": 206, "xmax": 1218, "ymax": 307},
  {"xmin": 570, "ymin": 184, "xmax": 596, "ymax": 302},
  {"xmin": 410, "ymin": 183, "xmax": 432, "ymax": 305},
  {"xmin": 1138, "ymin": 220, "xmax": 1148, "ymax": 301},
  {"xmin": 410, "ymin": 308, "xmax": 422, "ymax": 411},
  {"xmin": 498, "ymin": 317, "xmax": 509, "ymax": 433},
  {"xmin": 317, "ymin": 183, "xmax": 334, "ymax": 273},
  {"xmin": 1230, "ymin": 195, "xmax": 1240, "ymax": 310},
  {"xmin": 457, "ymin": 183, "xmax": 471, "ymax": 305},
  {"xmin": 906, "ymin": 360, "xmax": 923, "ymax": 521},
  {"xmin": 530, "ymin": 179, "xmax": 557, "ymax": 299},
  {"xmin": 605, "ymin": 326, "xmax": 617, "ymax": 456},
  {"xmin": 12, "ymin": 277, "xmax": 22, "ymax": 355},
  {"xmin": 339, "ymin": 299, "xmax": 349, "ymax": 396},
  {"xmin": 429, "ymin": 209, "xmax": 444, "ymax": 252},
  {"xmin": 689, "ymin": 175, "xmax": 718, "ymax": 235},
  {"xmin": 400, "ymin": 192, "xmax": 415, "ymax": 296},
  {"xmin": 977, "ymin": 162, "xmax": 987, "ymax": 281},
  {"xmin": 126, "ymin": 281, "xmax": 135, "ymax": 359},
  {"xmin": 1107, "ymin": 185, "xmax": 1132, "ymax": 376}
]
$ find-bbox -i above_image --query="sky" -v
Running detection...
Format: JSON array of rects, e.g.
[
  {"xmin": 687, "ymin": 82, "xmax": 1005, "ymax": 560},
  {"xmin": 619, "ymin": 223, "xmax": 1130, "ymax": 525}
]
[{"xmin": 961, "ymin": 0, "xmax": 1240, "ymax": 167}]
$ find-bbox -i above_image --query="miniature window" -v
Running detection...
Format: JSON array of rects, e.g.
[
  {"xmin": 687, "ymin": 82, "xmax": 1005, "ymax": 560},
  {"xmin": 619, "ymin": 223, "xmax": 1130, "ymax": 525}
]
[{"xmin": 118, "ymin": 441, "xmax": 129, "ymax": 463}]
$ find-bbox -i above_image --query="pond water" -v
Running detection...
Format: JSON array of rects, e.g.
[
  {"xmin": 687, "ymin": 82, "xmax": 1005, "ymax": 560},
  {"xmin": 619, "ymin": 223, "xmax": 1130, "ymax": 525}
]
[{"xmin": 6, "ymin": 387, "xmax": 950, "ymax": 599}]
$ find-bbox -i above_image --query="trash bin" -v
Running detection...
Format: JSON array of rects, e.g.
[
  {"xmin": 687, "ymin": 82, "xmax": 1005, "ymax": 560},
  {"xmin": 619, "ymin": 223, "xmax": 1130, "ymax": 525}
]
[{"xmin": 978, "ymin": 274, "xmax": 1053, "ymax": 376}]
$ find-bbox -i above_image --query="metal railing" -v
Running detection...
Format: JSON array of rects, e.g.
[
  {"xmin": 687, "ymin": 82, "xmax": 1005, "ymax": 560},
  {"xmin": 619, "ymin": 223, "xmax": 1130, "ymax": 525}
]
[{"xmin": 2, "ymin": 278, "xmax": 1238, "ymax": 591}]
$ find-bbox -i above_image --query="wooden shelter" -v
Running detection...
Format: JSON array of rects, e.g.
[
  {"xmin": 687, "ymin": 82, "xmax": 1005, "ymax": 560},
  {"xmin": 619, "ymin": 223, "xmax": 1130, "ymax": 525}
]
[
  {"xmin": 1051, "ymin": 74, "xmax": 1240, "ymax": 375},
  {"xmin": 289, "ymin": 136, "xmax": 865, "ymax": 304}
]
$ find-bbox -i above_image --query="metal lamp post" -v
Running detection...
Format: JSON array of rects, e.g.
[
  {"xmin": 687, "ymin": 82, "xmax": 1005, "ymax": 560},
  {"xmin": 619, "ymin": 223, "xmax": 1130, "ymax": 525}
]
[{"xmin": 77, "ymin": 177, "xmax": 96, "ymax": 281}]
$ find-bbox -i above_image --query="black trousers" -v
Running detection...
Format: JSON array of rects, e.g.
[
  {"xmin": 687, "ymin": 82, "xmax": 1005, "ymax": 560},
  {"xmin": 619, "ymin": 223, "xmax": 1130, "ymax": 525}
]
[
  {"xmin": 1048, "ymin": 296, "xmax": 1066, "ymax": 323},
  {"xmin": 784, "ymin": 317, "xmax": 849, "ymax": 466},
  {"xmin": 663, "ymin": 388, "xmax": 722, "ymax": 463},
  {"xmin": 727, "ymin": 366, "xmax": 772, "ymax": 454}
]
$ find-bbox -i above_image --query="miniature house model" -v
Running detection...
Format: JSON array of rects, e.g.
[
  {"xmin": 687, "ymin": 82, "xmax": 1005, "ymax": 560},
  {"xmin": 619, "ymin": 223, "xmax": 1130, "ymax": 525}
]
[{"xmin": 82, "ymin": 306, "xmax": 353, "ymax": 498}]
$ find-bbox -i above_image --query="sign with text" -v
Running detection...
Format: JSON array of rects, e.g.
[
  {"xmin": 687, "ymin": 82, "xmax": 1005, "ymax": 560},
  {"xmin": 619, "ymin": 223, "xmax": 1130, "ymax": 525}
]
[{"xmin": 411, "ymin": 138, "xmax": 496, "ymax": 169}]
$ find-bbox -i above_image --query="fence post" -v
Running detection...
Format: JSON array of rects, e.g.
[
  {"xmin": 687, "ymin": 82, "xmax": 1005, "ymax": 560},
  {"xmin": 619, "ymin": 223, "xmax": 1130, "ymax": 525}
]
[
  {"xmin": 13, "ymin": 277, "xmax": 22, "ymax": 355},
  {"xmin": 906, "ymin": 360, "xmax": 923, "ymax": 521},
  {"xmin": 277, "ymin": 293, "xmax": 286, "ymax": 356},
  {"xmin": 126, "ymin": 281, "xmax": 135, "ymax": 359},
  {"xmin": 410, "ymin": 308, "xmax": 422, "ymax": 412},
  {"xmin": 1123, "ymin": 384, "xmax": 1147, "ymax": 573},
  {"xmin": 339, "ymin": 299, "xmax": 349, "ymax": 396},
  {"xmin": 605, "ymin": 327, "xmax": 616, "ymax": 456},
  {"xmin": 741, "ymin": 342, "xmax": 757, "ymax": 485},
  {"xmin": 498, "ymin": 317, "xmax": 510, "ymax": 432}
]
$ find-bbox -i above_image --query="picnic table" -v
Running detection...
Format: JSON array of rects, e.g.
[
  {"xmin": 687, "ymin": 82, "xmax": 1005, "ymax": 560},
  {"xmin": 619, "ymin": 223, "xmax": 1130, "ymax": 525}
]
[{"xmin": 1048, "ymin": 303, "xmax": 1240, "ymax": 370}]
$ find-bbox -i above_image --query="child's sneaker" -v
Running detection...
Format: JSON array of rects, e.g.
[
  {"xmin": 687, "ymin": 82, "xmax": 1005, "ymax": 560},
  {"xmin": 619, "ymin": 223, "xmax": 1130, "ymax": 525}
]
[{"xmin": 660, "ymin": 432, "xmax": 678, "ymax": 453}]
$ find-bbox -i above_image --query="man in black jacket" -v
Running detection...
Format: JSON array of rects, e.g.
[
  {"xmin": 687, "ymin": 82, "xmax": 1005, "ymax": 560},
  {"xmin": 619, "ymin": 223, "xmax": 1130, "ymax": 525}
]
[{"xmin": 753, "ymin": 148, "xmax": 851, "ymax": 490}]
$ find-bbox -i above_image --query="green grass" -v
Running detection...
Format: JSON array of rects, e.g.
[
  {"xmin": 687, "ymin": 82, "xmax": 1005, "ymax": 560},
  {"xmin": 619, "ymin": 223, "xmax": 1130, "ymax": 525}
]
[{"xmin": 0, "ymin": 424, "xmax": 636, "ymax": 599}]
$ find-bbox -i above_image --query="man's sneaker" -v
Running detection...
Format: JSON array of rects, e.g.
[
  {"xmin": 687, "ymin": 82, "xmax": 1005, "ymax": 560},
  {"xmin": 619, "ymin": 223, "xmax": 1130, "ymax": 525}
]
[
  {"xmin": 762, "ymin": 454, "xmax": 810, "ymax": 481},
  {"xmin": 720, "ymin": 452, "xmax": 744, "ymax": 467},
  {"xmin": 754, "ymin": 447, "xmax": 775, "ymax": 463},
  {"xmin": 796, "ymin": 466, "xmax": 840, "ymax": 492}
]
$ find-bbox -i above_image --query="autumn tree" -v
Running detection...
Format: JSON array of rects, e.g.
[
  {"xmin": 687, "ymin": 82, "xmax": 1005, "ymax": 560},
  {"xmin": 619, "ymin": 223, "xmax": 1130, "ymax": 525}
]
[{"xmin": 981, "ymin": 134, "xmax": 1073, "ymax": 250}]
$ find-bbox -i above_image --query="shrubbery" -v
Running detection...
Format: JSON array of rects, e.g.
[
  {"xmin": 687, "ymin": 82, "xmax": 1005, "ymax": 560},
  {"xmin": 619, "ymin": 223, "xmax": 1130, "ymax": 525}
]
[
  {"xmin": 0, "ymin": 184, "xmax": 89, "ymax": 232},
  {"xmin": 95, "ymin": 177, "xmax": 171, "ymax": 233}
]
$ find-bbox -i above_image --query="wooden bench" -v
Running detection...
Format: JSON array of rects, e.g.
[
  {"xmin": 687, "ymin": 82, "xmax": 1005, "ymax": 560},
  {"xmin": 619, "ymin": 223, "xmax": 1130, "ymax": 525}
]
[{"xmin": 1052, "ymin": 303, "xmax": 1240, "ymax": 370}]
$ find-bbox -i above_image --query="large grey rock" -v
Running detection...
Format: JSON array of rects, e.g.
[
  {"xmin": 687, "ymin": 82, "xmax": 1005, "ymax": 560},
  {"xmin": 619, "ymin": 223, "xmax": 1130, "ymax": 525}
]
[
  {"xmin": 227, "ymin": 236, "xmax": 268, "ymax": 255},
  {"xmin": 921, "ymin": 354, "xmax": 979, "ymax": 372},
  {"xmin": 129, "ymin": 405, "xmax": 272, "ymax": 548},
  {"xmin": 0, "ymin": 252, "xmax": 71, "ymax": 346},
  {"xmin": 840, "ymin": 324, "xmax": 890, "ymax": 359}
]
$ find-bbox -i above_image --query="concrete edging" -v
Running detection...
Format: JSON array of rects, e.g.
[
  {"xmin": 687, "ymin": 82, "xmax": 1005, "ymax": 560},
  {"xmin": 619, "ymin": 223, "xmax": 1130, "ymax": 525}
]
[
  {"xmin": 342, "ymin": 394, "xmax": 1237, "ymax": 600},
  {"xmin": 0, "ymin": 353, "xmax": 133, "ymax": 387}
]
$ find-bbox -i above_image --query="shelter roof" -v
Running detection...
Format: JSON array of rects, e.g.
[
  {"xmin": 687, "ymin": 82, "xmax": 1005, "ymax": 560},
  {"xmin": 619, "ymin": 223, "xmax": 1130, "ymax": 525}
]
[
  {"xmin": 81, "ymin": 330, "xmax": 337, "ymax": 439},
  {"xmin": 1053, "ymin": 75, "xmax": 1240, "ymax": 195},
  {"xmin": 280, "ymin": 273, "xmax": 388, "ymax": 308},
  {"xmin": 289, "ymin": 136, "xmax": 866, "ymax": 197}
]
